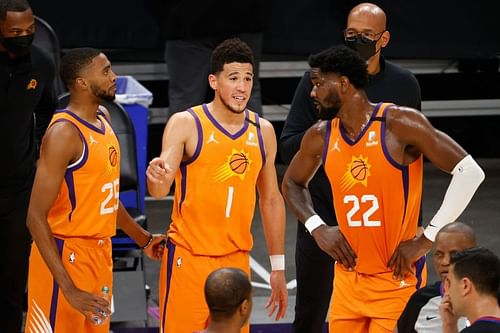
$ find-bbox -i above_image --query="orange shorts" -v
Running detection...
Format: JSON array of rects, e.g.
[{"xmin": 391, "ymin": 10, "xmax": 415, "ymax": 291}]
[
  {"xmin": 159, "ymin": 239, "xmax": 250, "ymax": 333},
  {"xmin": 329, "ymin": 263, "xmax": 424, "ymax": 333},
  {"xmin": 25, "ymin": 237, "xmax": 113, "ymax": 333}
]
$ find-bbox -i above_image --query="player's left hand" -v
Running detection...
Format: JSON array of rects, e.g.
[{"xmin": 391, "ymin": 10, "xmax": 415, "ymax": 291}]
[
  {"xmin": 143, "ymin": 234, "xmax": 167, "ymax": 260},
  {"xmin": 265, "ymin": 270, "xmax": 288, "ymax": 321},
  {"xmin": 388, "ymin": 233, "xmax": 432, "ymax": 280}
]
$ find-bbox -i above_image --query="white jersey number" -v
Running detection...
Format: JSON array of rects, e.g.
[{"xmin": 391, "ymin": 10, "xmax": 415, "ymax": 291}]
[
  {"xmin": 100, "ymin": 179, "xmax": 120, "ymax": 215},
  {"xmin": 343, "ymin": 194, "xmax": 381, "ymax": 227},
  {"xmin": 225, "ymin": 186, "xmax": 234, "ymax": 218}
]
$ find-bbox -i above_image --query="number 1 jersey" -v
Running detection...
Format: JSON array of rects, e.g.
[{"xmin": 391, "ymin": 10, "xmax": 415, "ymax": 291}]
[{"xmin": 168, "ymin": 104, "xmax": 265, "ymax": 256}]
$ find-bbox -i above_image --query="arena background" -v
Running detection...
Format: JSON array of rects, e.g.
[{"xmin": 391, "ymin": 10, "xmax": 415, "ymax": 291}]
[{"xmin": 26, "ymin": 1, "xmax": 500, "ymax": 331}]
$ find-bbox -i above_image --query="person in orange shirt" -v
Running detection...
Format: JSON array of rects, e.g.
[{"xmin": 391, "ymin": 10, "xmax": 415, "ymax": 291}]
[
  {"xmin": 25, "ymin": 47, "xmax": 165, "ymax": 333},
  {"xmin": 147, "ymin": 38, "xmax": 287, "ymax": 333},
  {"xmin": 282, "ymin": 45, "xmax": 484, "ymax": 333}
]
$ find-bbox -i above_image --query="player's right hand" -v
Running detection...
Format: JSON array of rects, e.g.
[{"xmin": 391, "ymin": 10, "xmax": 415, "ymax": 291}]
[
  {"xmin": 143, "ymin": 234, "xmax": 167, "ymax": 260},
  {"xmin": 311, "ymin": 225, "xmax": 357, "ymax": 269},
  {"xmin": 63, "ymin": 286, "xmax": 110, "ymax": 324},
  {"xmin": 146, "ymin": 157, "xmax": 171, "ymax": 184},
  {"xmin": 439, "ymin": 294, "xmax": 460, "ymax": 333}
]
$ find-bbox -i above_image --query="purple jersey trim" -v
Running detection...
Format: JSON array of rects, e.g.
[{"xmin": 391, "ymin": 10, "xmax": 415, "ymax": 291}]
[
  {"xmin": 415, "ymin": 255, "xmax": 426, "ymax": 289},
  {"xmin": 183, "ymin": 109, "xmax": 203, "ymax": 165},
  {"xmin": 178, "ymin": 164, "xmax": 188, "ymax": 214},
  {"xmin": 340, "ymin": 102, "xmax": 381, "ymax": 146},
  {"xmin": 322, "ymin": 120, "xmax": 332, "ymax": 165},
  {"xmin": 54, "ymin": 109, "xmax": 106, "ymax": 134},
  {"xmin": 50, "ymin": 119, "xmax": 89, "ymax": 222},
  {"xmin": 202, "ymin": 103, "xmax": 249, "ymax": 140},
  {"xmin": 49, "ymin": 238, "xmax": 65, "ymax": 330},
  {"xmin": 254, "ymin": 113, "xmax": 266, "ymax": 165},
  {"xmin": 161, "ymin": 239, "xmax": 176, "ymax": 332}
]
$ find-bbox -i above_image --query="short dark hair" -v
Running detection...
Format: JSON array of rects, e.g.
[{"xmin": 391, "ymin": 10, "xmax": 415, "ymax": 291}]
[
  {"xmin": 204, "ymin": 267, "xmax": 252, "ymax": 321},
  {"xmin": 450, "ymin": 247, "xmax": 500, "ymax": 296},
  {"xmin": 210, "ymin": 38, "xmax": 254, "ymax": 75},
  {"xmin": 0, "ymin": 0, "xmax": 31, "ymax": 21},
  {"xmin": 60, "ymin": 47, "xmax": 101, "ymax": 88},
  {"xmin": 308, "ymin": 45, "xmax": 368, "ymax": 89}
]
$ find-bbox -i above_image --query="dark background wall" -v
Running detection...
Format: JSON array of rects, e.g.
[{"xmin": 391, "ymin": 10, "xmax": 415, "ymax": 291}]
[{"xmin": 30, "ymin": 0, "xmax": 500, "ymax": 60}]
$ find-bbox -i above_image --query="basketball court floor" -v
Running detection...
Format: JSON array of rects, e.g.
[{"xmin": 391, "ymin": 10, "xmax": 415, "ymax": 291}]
[{"xmin": 105, "ymin": 158, "xmax": 500, "ymax": 332}]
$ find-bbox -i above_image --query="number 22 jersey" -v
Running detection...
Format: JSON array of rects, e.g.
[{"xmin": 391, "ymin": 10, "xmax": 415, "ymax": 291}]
[{"xmin": 323, "ymin": 102, "xmax": 423, "ymax": 274}]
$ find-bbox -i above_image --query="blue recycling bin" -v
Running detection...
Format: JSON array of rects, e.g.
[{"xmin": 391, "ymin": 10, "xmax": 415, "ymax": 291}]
[{"xmin": 115, "ymin": 76, "xmax": 152, "ymax": 213}]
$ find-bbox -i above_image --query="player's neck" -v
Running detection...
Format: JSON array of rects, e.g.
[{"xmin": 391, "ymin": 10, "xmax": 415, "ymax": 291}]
[
  {"xmin": 204, "ymin": 320, "xmax": 242, "ymax": 333},
  {"xmin": 466, "ymin": 296, "xmax": 500, "ymax": 323},
  {"xmin": 66, "ymin": 96, "xmax": 102, "ymax": 125},
  {"xmin": 337, "ymin": 92, "xmax": 373, "ymax": 139},
  {"xmin": 206, "ymin": 101, "xmax": 246, "ymax": 132}
]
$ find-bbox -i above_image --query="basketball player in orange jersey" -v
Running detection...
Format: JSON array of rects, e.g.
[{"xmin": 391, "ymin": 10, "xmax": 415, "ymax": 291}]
[
  {"xmin": 282, "ymin": 45, "xmax": 485, "ymax": 333},
  {"xmin": 147, "ymin": 38, "xmax": 288, "ymax": 333},
  {"xmin": 25, "ymin": 48, "xmax": 165, "ymax": 333}
]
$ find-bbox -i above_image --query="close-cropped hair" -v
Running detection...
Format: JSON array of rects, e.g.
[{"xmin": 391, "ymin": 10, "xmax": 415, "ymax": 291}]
[
  {"xmin": 308, "ymin": 45, "xmax": 368, "ymax": 89},
  {"xmin": 210, "ymin": 38, "xmax": 254, "ymax": 75},
  {"xmin": 204, "ymin": 267, "xmax": 252, "ymax": 320},
  {"xmin": 60, "ymin": 47, "xmax": 102, "ymax": 88},
  {"xmin": 450, "ymin": 247, "xmax": 500, "ymax": 296},
  {"xmin": 0, "ymin": 0, "xmax": 31, "ymax": 21}
]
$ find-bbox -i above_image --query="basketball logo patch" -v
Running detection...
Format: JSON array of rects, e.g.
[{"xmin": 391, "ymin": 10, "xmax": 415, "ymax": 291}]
[
  {"xmin": 214, "ymin": 149, "xmax": 252, "ymax": 182},
  {"xmin": 108, "ymin": 145, "xmax": 118, "ymax": 167},
  {"xmin": 340, "ymin": 155, "xmax": 371, "ymax": 191},
  {"xmin": 229, "ymin": 152, "xmax": 249, "ymax": 174}
]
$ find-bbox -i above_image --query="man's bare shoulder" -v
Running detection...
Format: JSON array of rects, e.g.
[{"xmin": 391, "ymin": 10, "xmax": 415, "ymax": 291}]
[
  {"xmin": 386, "ymin": 105, "xmax": 428, "ymax": 130},
  {"xmin": 166, "ymin": 110, "xmax": 198, "ymax": 130},
  {"xmin": 45, "ymin": 120, "xmax": 80, "ymax": 141},
  {"xmin": 309, "ymin": 119, "xmax": 329, "ymax": 137}
]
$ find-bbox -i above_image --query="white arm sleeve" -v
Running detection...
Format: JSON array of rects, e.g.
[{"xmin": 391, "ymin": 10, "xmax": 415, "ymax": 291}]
[{"xmin": 423, "ymin": 155, "xmax": 485, "ymax": 241}]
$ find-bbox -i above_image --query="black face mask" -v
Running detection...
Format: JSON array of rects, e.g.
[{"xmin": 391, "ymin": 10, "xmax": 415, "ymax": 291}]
[
  {"xmin": 345, "ymin": 35, "xmax": 378, "ymax": 61},
  {"xmin": 1, "ymin": 34, "xmax": 34, "ymax": 56}
]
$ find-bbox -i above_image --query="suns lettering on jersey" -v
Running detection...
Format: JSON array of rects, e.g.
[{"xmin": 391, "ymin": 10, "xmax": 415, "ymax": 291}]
[{"xmin": 214, "ymin": 149, "xmax": 252, "ymax": 183}]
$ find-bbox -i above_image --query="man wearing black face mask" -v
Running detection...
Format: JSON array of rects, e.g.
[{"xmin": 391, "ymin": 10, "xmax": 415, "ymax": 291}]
[
  {"xmin": 279, "ymin": 3, "xmax": 421, "ymax": 332},
  {"xmin": 0, "ymin": 0, "xmax": 56, "ymax": 331}
]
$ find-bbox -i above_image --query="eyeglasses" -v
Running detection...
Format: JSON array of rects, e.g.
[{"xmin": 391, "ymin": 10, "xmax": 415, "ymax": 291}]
[{"xmin": 344, "ymin": 29, "xmax": 385, "ymax": 41}]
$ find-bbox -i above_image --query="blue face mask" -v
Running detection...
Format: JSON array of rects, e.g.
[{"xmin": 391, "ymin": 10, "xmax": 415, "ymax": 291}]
[{"xmin": 0, "ymin": 34, "xmax": 34, "ymax": 56}]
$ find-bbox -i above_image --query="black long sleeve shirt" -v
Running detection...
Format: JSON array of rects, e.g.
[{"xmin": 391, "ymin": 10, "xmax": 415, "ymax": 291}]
[
  {"xmin": 0, "ymin": 45, "xmax": 56, "ymax": 193},
  {"xmin": 279, "ymin": 57, "xmax": 421, "ymax": 226}
]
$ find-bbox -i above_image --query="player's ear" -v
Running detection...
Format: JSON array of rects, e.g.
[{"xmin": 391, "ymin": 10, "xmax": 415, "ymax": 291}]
[
  {"xmin": 208, "ymin": 74, "xmax": 217, "ymax": 90},
  {"xmin": 239, "ymin": 298, "xmax": 250, "ymax": 316},
  {"xmin": 339, "ymin": 75, "xmax": 349, "ymax": 93},
  {"xmin": 462, "ymin": 277, "xmax": 473, "ymax": 296},
  {"xmin": 75, "ymin": 77, "xmax": 89, "ymax": 91}
]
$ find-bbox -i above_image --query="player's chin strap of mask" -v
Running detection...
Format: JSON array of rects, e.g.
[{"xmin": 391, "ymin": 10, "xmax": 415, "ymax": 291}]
[{"xmin": 423, "ymin": 155, "xmax": 485, "ymax": 242}]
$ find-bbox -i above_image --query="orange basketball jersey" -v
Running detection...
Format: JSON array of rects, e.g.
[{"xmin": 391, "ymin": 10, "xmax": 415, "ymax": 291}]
[
  {"xmin": 46, "ymin": 109, "xmax": 120, "ymax": 238},
  {"xmin": 168, "ymin": 104, "xmax": 265, "ymax": 256},
  {"xmin": 323, "ymin": 102, "xmax": 423, "ymax": 274}
]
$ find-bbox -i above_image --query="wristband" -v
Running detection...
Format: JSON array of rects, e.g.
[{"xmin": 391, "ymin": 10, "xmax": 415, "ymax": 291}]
[
  {"xmin": 140, "ymin": 233, "xmax": 153, "ymax": 249},
  {"xmin": 270, "ymin": 255, "xmax": 285, "ymax": 271},
  {"xmin": 304, "ymin": 215, "xmax": 326, "ymax": 234}
]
